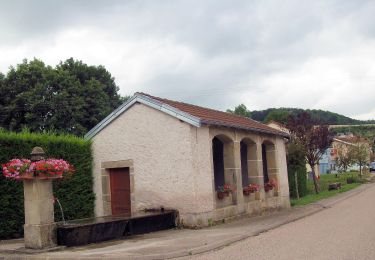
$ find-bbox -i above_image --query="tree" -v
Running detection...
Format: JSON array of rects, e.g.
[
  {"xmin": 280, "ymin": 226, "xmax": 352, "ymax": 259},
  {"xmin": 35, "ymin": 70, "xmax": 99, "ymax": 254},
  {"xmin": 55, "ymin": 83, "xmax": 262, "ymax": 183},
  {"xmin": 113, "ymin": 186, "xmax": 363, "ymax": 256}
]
[
  {"xmin": 287, "ymin": 112, "xmax": 333, "ymax": 194},
  {"xmin": 264, "ymin": 109, "xmax": 290, "ymax": 124},
  {"xmin": 0, "ymin": 58, "xmax": 127, "ymax": 136},
  {"xmin": 335, "ymin": 147, "xmax": 354, "ymax": 172},
  {"xmin": 350, "ymin": 142, "xmax": 370, "ymax": 176},
  {"xmin": 227, "ymin": 104, "xmax": 251, "ymax": 118},
  {"xmin": 287, "ymin": 141, "xmax": 307, "ymax": 198}
]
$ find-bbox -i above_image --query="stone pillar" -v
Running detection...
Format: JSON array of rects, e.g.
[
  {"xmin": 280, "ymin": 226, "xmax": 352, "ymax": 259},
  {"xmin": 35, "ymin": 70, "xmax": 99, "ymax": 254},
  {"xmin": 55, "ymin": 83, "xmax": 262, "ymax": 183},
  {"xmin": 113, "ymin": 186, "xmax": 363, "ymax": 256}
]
[
  {"xmin": 255, "ymin": 142, "xmax": 266, "ymax": 200},
  {"xmin": 248, "ymin": 142, "xmax": 263, "ymax": 187},
  {"xmin": 24, "ymin": 179, "xmax": 56, "ymax": 249},
  {"xmin": 23, "ymin": 147, "xmax": 56, "ymax": 249},
  {"xmin": 233, "ymin": 140, "xmax": 245, "ymax": 212}
]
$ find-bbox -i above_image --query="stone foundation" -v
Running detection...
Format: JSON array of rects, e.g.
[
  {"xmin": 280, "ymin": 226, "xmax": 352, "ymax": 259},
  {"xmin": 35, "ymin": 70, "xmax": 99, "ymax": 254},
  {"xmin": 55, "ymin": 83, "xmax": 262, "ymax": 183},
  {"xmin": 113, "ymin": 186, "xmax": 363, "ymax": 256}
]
[{"xmin": 180, "ymin": 194, "xmax": 290, "ymax": 228}]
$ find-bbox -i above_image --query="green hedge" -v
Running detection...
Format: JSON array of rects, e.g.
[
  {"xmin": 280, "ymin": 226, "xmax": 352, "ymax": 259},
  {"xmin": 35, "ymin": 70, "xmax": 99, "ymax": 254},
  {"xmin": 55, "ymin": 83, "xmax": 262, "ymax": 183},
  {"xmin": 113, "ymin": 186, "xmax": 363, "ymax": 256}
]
[
  {"xmin": 0, "ymin": 130, "xmax": 95, "ymax": 239},
  {"xmin": 287, "ymin": 142, "xmax": 308, "ymax": 198}
]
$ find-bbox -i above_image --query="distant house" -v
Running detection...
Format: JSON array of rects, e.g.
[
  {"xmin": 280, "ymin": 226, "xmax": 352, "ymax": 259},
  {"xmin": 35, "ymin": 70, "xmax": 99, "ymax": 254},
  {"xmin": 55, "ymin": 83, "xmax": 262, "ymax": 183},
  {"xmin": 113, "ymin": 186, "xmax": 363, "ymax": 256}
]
[
  {"xmin": 266, "ymin": 120, "xmax": 290, "ymax": 134},
  {"xmin": 85, "ymin": 93, "xmax": 291, "ymax": 227},
  {"xmin": 267, "ymin": 122, "xmax": 372, "ymax": 175},
  {"xmin": 330, "ymin": 135, "xmax": 371, "ymax": 172}
]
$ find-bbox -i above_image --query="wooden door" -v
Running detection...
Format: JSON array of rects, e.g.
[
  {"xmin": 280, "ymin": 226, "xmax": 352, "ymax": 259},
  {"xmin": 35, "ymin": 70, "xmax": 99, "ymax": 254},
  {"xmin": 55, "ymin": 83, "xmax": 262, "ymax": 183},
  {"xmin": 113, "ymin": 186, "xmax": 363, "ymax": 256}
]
[{"xmin": 109, "ymin": 168, "xmax": 131, "ymax": 216}]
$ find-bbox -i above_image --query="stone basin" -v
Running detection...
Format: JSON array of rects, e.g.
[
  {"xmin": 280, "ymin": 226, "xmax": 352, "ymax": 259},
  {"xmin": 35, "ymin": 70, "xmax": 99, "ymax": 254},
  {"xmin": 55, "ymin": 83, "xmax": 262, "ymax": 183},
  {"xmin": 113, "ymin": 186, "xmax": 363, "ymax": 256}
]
[{"xmin": 57, "ymin": 210, "xmax": 177, "ymax": 247}]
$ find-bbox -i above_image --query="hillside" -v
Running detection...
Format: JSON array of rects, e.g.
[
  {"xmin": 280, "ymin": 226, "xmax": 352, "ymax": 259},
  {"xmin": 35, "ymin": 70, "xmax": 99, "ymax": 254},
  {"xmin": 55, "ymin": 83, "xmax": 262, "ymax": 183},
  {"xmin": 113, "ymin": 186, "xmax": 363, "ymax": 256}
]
[
  {"xmin": 250, "ymin": 108, "xmax": 375, "ymax": 125},
  {"xmin": 331, "ymin": 125, "xmax": 375, "ymax": 140}
]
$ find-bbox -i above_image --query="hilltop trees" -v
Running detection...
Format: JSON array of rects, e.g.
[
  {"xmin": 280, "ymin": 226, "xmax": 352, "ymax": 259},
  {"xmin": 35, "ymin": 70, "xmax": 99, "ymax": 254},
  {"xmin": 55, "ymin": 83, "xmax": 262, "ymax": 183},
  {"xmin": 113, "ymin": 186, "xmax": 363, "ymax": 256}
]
[
  {"xmin": 0, "ymin": 58, "xmax": 127, "ymax": 136},
  {"xmin": 227, "ymin": 104, "xmax": 251, "ymax": 118}
]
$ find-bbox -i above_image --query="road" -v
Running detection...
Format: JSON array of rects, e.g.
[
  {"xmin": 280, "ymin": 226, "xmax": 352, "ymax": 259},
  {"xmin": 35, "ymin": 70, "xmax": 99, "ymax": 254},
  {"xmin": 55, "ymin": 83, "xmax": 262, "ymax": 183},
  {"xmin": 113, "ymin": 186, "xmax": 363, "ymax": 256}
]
[{"xmin": 188, "ymin": 184, "xmax": 375, "ymax": 260}]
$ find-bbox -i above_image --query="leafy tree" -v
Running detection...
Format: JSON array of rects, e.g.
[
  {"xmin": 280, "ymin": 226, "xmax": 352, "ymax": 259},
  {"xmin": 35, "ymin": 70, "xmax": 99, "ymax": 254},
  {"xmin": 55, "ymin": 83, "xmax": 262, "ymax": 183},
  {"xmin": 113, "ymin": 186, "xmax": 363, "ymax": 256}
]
[
  {"xmin": 227, "ymin": 104, "xmax": 251, "ymax": 118},
  {"xmin": 287, "ymin": 112, "xmax": 333, "ymax": 194},
  {"xmin": 335, "ymin": 148, "xmax": 354, "ymax": 172},
  {"xmin": 264, "ymin": 109, "xmax": 290, "ymax": 124},
  {"xmin": 0, "ymin": 58, "xmax": 127, "ymax": 136},
  {"xmin": 350, "ymin": 142, "xmax": 370, "ymax": 176},
  {"xmin": 287, "ymin": 141, "xmax": 307, "ymax": 198}
]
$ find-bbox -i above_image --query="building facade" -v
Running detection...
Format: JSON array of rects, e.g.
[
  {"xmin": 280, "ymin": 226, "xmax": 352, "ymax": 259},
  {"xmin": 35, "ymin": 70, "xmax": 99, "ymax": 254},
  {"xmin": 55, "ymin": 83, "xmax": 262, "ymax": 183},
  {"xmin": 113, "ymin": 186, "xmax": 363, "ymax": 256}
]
[{"xmin": 86, "ymin": 93, "xmax": 291, "ymax": 227}]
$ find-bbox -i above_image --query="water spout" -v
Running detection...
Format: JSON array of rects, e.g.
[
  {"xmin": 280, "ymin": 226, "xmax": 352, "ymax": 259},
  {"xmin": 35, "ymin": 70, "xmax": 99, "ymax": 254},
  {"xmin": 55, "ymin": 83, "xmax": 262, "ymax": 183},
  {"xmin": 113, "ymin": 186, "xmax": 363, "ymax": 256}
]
[{"xmin": 55, "ymin": 197, "xmax": 66, "ymax": 225}]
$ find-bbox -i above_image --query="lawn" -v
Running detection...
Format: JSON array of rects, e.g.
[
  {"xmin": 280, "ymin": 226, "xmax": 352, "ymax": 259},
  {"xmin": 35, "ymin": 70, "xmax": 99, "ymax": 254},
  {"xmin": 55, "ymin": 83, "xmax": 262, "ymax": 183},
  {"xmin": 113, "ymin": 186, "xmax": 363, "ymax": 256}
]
[{"xmin": 291, "ymin": 172, "xmax": 366, "ymax": 206}]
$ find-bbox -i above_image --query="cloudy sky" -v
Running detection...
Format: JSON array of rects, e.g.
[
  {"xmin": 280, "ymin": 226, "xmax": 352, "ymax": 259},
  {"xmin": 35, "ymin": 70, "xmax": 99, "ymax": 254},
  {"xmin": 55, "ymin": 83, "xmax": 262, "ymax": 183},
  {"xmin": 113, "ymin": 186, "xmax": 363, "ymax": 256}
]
[{"xmin": 1, "ymin": 0, "xmax": 375, "ymax": 120}]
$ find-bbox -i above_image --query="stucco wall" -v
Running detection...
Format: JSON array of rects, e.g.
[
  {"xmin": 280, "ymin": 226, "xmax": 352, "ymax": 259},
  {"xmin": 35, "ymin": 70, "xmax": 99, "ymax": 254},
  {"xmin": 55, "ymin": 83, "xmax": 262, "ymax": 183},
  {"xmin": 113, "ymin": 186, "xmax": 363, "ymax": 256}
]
[
  {"xmin": 92, "ymin": 103, "xmax": 215, "ymax": 217},
  {"xmin": 91, "ymin": 102, "xmax": 290, "ymax": 226}
]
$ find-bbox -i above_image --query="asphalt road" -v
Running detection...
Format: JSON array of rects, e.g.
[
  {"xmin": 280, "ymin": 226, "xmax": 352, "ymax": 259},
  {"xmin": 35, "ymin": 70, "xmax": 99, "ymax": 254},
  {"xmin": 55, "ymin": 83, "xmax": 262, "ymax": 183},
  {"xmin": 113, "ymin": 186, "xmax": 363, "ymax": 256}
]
[{"xmin": 188, "ymin": 184, "xmax": 375, "ymax": 260}]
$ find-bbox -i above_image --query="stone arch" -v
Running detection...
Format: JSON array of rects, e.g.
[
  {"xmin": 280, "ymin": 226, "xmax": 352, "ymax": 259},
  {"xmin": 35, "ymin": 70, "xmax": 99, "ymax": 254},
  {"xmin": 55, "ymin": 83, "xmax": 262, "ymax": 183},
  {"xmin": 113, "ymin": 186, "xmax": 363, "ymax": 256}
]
[
  {"xmin": 212, "ymin": 134, "xmax": 235, "ymax": 191},
  {"xmin": 240, "ymin": 138, "xmax": 257, "ymax": 187},
  {"xmin": 261, "ymin": 140, "xmax": 278, "ymax": 184}
]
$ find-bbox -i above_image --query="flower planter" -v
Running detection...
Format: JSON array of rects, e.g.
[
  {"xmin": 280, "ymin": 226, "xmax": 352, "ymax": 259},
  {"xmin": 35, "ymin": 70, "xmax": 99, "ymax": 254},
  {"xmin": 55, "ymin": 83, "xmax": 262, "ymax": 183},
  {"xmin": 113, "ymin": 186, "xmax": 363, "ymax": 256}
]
[
  {"xmin": 19, "ymin": 174, "xmax": 63, "ymax": 181},
  {"xmin": 243, "ymin": 184, "xmax": 260, "ymax": 197},
  {"xmin": 217, "ymin": 184, "xmax": 232, "ymax": 200},
  {"xmin": 37, "ymin": 174, "xmax": 63, "ymax": 180},
  {"xmin": 19, "ymin": 172, "xmax": 35, "ymax": 180},
  {"xmin": 217, "ymin": 191, "xmax": 226, "ymax": 200},
  {"xmin": 264, "ymin": 186, "xmax": 273, "ymax": 193},
  {"xmin": 3, "ymin": 158, "xmax": 74, "ymax": 181},
  {"xmin": 216, "ymin": 191, "xmax": 233, "ymax": 208}
]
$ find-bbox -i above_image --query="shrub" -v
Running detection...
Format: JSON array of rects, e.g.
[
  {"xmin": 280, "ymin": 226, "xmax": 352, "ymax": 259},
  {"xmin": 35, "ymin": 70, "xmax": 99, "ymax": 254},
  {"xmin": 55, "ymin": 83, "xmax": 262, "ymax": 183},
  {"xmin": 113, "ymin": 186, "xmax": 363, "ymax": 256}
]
[
  {"xmin": 287, "ymin": 142, "xmax": 308, "ymax": 198},
  {"xmin": 0, "ymin": 130, "xmax": 95, "ymax": 239}
]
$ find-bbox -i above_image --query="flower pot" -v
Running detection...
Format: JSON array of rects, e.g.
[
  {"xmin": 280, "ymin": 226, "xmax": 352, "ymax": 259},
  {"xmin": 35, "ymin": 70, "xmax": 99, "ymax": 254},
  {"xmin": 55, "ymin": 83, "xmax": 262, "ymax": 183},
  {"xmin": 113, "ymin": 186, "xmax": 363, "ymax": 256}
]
[
  {"xmin": 243, "ymin": 190, "xmax": 250, "ymax": 196},
  {"xmin": 36, "ymin": 174, "xmax": 63, "ymax": 180},
  {"xmin": 19, "ymin": 172, "xmax": 35, "ymax": 180},
  {"xmin": 217, "ymin": 191, "xmax": 225, "ymax": 200}
]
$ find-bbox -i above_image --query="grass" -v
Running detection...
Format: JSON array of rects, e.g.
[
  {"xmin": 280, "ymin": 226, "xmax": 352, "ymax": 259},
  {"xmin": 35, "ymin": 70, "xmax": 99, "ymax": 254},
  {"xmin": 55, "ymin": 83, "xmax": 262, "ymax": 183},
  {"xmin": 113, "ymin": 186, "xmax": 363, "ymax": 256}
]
[{"xmin": 291, "ymin": 172, "xmax": 366, "ymax": 206}]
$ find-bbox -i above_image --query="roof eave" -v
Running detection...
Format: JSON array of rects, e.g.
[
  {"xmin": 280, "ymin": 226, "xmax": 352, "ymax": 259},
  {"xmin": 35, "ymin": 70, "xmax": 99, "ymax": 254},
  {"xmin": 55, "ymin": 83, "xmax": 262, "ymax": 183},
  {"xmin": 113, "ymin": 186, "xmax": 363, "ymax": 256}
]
[
  {"xmin": 201, "ymin": 120, "xmax": 290, "ymax": 138},
  {"xmin": 84, "ymin": 94, "xmax": 201, "ymax": 139}
]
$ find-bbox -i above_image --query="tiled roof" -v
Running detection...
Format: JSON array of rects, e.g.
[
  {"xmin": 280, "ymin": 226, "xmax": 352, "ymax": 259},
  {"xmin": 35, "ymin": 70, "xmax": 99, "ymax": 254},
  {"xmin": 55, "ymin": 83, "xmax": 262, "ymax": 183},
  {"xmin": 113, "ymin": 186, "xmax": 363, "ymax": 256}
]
[
  {"xmin": 335, "ymin": 136, "xmax": 365, "ymax": 144},
  {"xmin": 137, "ymin": 92, "xmax": 288, "ymax": 137}
]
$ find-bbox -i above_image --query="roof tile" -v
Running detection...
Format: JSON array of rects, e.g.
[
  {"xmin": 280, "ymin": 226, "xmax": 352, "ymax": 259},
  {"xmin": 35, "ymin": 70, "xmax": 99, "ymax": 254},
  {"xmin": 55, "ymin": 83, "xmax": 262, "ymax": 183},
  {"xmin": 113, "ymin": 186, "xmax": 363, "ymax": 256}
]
[{"xmin": 137, "ymin": 92, "xmax": 288, "ymax": 137}]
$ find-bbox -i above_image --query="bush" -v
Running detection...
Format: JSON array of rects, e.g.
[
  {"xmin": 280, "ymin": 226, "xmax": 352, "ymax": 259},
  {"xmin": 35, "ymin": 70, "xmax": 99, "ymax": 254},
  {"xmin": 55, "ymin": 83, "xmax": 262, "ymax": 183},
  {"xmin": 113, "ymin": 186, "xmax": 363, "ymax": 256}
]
[
  {"xmin": 0, "ymin": 130, "xmax": 95, "ymax": 239},
  {"xmin": 287, "ymin": 142, "xmax": 308, "ymax": 198}
]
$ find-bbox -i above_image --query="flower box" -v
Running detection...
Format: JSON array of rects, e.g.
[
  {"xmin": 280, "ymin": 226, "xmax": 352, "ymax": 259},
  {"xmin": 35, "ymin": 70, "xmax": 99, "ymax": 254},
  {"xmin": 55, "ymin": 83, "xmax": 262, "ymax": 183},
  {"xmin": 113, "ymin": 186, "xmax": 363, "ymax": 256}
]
[
  {"xmin": 264, "ymin": 179, "xmax": 277, "ymax": 192},
  {"xmin": 2, "ymin": 158, "xmax": 74, "ymax": 181},
  {"xmin": 243, "ymin": 183, "xmax": 260, "ymax": 196},
  {"xmin": 217, "ymin": 184, "xmax": 232, "ymax": 200}
]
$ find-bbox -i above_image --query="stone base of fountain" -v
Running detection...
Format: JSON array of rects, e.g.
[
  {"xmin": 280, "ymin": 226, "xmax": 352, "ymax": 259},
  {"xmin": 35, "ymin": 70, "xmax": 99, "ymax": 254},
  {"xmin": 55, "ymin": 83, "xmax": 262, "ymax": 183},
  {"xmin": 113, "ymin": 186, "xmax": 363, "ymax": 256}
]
[{"xmin": 57, "ymin": 210, "xmax": 177, "ymax": 246}]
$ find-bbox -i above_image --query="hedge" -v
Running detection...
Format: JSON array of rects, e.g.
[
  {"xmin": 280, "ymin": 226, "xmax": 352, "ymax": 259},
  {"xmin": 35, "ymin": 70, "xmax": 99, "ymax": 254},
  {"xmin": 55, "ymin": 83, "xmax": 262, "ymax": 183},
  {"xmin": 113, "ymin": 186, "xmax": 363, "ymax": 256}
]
[
  {"xmin": 287, "ymin": 142, "xmax": 308, "ymax": 198},
  {"xmin": 0, "ymin": 130, "xmax": 95, "ymax": 239}
]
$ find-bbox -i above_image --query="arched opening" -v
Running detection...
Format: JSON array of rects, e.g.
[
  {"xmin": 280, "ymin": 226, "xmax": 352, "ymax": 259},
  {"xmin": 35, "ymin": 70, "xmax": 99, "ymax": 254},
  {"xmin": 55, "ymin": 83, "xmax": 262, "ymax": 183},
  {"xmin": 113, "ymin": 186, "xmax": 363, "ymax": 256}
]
[
  {"xmin": 240, "ymin": 141, "xmax": 249, "ymax": 187},
  {"xmin": 262, "ymin": 140, "xmax": 277, "ymax": 185},
  {"xmin": 211, "ymin": 134, "xmax": 235, "ymax": 192},
  {"xmin": 262, "ymin": 143, "xmax": 269, "ymax": 183},
  {"xmin": 212, "ymin": 137, "xmax": 225, "ymax": 190},
  {"xmin": 240, "ymin": 138, "xmax": 257, "ymax": 187}
]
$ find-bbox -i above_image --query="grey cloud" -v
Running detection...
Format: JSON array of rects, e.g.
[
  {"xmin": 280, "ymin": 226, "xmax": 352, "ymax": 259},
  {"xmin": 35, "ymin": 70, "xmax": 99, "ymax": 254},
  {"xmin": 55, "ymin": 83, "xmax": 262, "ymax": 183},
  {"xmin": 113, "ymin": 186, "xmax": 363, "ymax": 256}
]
[{"xmin": 0, "ymin": 0, "xmax": 374, "ymax": 119}]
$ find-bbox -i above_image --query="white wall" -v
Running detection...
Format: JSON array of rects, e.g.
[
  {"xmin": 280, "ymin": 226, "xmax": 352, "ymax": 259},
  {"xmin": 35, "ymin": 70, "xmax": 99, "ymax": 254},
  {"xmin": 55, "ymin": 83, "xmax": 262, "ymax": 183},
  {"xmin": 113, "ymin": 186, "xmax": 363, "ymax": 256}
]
[{"xmin": 91, "ymin": 103, "xmax": 215, "ymax": 217}]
